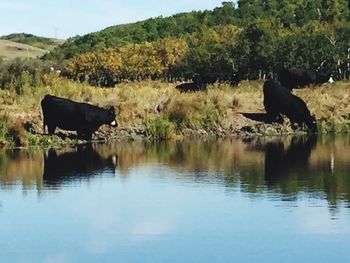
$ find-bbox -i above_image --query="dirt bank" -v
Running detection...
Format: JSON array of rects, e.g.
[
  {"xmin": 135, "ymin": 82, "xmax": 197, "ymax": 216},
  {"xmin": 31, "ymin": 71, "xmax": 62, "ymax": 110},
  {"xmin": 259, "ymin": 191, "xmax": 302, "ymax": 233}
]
[{"xmin": 1, "ymin": 78, "xmax": 349, "ymax": 146}]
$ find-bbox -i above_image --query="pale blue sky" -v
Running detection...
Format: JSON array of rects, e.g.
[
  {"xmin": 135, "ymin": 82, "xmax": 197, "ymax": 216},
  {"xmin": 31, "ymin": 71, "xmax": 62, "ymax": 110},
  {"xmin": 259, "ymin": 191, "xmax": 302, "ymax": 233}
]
[{"xmin": 0, "ymin": 0, "xmax": 228, "ymax": 39}]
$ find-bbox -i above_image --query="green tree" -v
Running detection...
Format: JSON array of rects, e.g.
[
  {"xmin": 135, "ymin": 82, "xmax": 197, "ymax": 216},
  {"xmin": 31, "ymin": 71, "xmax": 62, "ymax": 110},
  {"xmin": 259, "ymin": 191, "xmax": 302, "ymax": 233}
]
[{"xmin": 234, "ymin": 19, "xmax": 278, "ymax": 78}]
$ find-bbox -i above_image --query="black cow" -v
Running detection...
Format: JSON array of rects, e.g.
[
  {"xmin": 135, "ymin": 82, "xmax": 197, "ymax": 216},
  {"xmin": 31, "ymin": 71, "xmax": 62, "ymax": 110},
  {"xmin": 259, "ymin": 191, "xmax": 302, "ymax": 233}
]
[
  {"xmin": 175, "ymin": 82, "xmax": 205, "ymax": 92},
  {"xmin": 41, "ymin": 95, "xmax": 117, "ymax": 140},
  {"xmin": 263, "ymin": 80, "xmax": 317, "ymax": 132},
  {"xmin": 201, "ymin": 71, "xmax": 240, "ymax": 86},
  {"xmin": 279, "ymin": 68, "xmax": 334, "ymax": 90},
  {"xmin": 175, "ymin": 74, "xmax": 205, "ymax": 92}
]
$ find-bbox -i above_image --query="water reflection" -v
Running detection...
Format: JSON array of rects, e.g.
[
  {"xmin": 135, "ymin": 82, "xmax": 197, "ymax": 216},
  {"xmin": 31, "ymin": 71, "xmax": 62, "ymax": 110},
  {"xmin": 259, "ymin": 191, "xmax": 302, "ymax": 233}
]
[
  {"xmin": 43, "ymin": 145, "xmax": 117, "ymax": 186},
  {"xmin": 264, "ymin": 135, "xmax": 317, "ymax": 184},
  {"xmin": 0, "ymin": 135, "xmax": 349, "ymax": 207}
]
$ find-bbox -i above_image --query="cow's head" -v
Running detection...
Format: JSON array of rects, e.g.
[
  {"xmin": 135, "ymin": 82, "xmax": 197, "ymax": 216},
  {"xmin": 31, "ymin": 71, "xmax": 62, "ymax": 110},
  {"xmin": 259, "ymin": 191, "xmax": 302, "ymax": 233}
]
[
  {"xmin": 316, "ymin": 72, "xmax": 334, "ymax": 85},
  {"xmin": 306, "ymin": 114, "xmax": 317, "ymax": 133},
  {"xmin": 328, "ymin": 75, "xmax": 335, "ymax": 84},
  {"xmin": 106, "ymin": 106, "xmax": 117, "ymax": 127}
]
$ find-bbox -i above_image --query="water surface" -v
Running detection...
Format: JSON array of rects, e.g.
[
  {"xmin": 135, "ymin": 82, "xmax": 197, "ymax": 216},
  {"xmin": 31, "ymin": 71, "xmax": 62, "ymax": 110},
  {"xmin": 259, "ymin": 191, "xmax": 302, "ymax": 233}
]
[{"xmin": 0, "ymin": 135, "xmax": 350, "ymax": 263}]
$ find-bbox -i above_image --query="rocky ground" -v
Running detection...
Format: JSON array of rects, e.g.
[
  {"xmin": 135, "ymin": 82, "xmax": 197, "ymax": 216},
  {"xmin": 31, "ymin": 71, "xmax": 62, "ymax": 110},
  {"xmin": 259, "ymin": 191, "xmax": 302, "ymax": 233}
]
[{"xmin": 22, "ymin": 107, "xmax": 305, "ymax": 144}]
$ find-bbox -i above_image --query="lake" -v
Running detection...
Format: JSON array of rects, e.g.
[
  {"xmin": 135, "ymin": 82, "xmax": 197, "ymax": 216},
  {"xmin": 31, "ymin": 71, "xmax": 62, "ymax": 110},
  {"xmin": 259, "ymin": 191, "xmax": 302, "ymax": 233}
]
[{"xmin": 0, "ymin": 135, "xmax": 350, "ymax": 263}]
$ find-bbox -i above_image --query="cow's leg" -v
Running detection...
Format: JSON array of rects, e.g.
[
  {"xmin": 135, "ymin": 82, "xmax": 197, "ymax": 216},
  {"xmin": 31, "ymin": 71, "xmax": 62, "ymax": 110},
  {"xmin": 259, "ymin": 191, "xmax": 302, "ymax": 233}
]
[
  {"xmin": 266, "ymin": 112, "xmax": 283, "ymax": 124},
  {"xmin": 289, "ymin": 118, "xmax": 299, "ymax": 130},
  {"xmin": 85, "ymin": 131, "xmax": 93, "ymax": 140},
  {"xmin": 275, "ymin": 114, "xmax": 284, "ymax": 124},
  {"xmin": 77, "ymin": 129, "xmax": 93, "ymax": 140},
  {"xmin": 48, "ymin": 125, "xmax": 56, "ymax": 135},
  {"xmin": 297, "ymin": 121, "xmax": 305, "ymax": 130},
  {"xmin": 84, "ymin": 127, "xmax": 93, "ymax": 140},
  {"xmin": 77, "ymin": 130, "xmax": 84, "ymax": 140}
]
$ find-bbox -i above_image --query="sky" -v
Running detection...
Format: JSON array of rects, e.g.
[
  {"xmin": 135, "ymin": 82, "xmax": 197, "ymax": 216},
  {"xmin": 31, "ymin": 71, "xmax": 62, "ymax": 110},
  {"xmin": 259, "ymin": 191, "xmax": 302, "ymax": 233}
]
[{"xmin": 0, "ymin": 0, "xmax": 228, "ymax": 39}]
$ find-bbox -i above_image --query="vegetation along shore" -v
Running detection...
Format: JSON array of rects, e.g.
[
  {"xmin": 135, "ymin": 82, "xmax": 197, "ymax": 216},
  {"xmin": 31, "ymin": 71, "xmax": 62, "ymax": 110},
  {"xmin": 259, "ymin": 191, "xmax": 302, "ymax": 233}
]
[{"xmin": 0, "ymin": 72, "xmax": 349, "ymax": 148}]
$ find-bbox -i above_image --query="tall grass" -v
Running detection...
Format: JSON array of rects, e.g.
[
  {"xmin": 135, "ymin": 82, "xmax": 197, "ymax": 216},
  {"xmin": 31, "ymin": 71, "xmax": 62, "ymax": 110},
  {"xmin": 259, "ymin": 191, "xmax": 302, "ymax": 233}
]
[
  {"xmin": 0, "ymin": 74, "xmax": 349, "ymax": 146},
  {"xmin": 0, "ymin": 119, "xmax": 13, "ymax": 146},
  {"xmin": 145, "ymin": 117, "xmax": 174, "ymax": 141},
  {"xmin": 295, "ymin": 82, "xmax": 350, "ymax": 133}
]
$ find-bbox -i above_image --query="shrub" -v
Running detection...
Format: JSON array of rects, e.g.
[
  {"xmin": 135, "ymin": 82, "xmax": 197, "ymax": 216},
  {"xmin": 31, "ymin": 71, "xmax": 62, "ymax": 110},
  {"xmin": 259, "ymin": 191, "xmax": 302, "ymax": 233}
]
[
  {"xmin": 145, "ymin": 117, "xmax": 174, "ymax": 141},
  {"xmin": 0, "ymin": 120, "xmax": 13, "ymax": 146},
  {"xmin": 27, "ymin": 132, "xmax": 76, "ymax": 147}
]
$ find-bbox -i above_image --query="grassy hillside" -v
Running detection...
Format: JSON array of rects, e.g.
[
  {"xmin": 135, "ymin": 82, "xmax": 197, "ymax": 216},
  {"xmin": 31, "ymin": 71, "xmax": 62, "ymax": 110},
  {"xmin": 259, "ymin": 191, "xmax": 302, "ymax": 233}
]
[
  {"xmin": 0, "ymin": 33, "xmax": 63, "ymax": 50},
  {"xmin": 44, "ymin": 2, "xmax": 237, "ymax": 61},
  {"xmin": 0, "ymin": 40, "xmax": 48, "ymax": 62},
  {"xmin": 43, "ymin": 1, "xmax": 350, "ymax": 64}
]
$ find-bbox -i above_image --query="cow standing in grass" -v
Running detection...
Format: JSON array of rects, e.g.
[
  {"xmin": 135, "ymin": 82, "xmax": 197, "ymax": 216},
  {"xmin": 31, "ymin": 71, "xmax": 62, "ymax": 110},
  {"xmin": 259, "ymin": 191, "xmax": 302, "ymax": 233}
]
[
  {"xmin": 41, "ymin": 95, "xmax": 117, "ymax": 140},
  {"xmin": 279, "ymin": 68, "xmax": 334, "ymax": 90}
]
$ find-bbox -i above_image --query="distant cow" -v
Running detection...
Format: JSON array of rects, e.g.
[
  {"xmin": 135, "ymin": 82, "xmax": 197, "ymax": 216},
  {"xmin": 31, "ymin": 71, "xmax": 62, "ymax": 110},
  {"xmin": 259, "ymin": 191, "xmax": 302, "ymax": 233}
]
[
  {"xmin": 175, "ymin": 74, "xmax": 205, "ymax": 92},
  {"xmin": 201, "ymin": 71, "xmax": 240, "ymax": 86},
  {"xmin": 263, "ymin": 80, "xmax": 317, "ymax": 132},
  {"xmin": 279, "ymin": 68, "xmax": 334, "ymax": 90},
  {"xmin": 175, "ymin": 82, "xmax": 203, "ymax": 92},
  {"xmin": 41, "ymin": 95, "xmax": 117, "ymax": 140}
]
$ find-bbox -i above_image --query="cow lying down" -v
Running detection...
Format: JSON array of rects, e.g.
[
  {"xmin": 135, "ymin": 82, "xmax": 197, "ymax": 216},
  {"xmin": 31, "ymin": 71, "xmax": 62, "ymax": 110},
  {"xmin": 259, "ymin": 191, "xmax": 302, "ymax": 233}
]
[
  {"xmin": 263, "ymin": 80, "xmax": 317, "ymax": 133},
  {"xmin": 41, "ymin": 95, "xmax": 117, "ymax": 140}
]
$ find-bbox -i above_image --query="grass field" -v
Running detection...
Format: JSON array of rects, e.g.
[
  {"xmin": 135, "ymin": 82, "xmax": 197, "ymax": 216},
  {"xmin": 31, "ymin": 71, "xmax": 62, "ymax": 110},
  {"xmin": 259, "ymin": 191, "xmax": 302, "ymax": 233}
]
[
  {"xmin": 0, "ymin": 74, "xmax": 349, "ymax": 146},
  {"xmin": 0, "ymin": 40, "xmax": 48, "ymax": 62}
]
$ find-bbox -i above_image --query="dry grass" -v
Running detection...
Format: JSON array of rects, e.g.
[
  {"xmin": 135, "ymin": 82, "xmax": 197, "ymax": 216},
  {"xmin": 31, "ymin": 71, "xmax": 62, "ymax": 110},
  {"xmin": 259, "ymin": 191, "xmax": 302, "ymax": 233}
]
[
  {"xmin": 0, "ymin": 75, "xmax": 349, "ymax": 146},
  {"xmin": 295, "ymin": 81, "xmax": 350, "ymax": 132},
  {"xmin": 0, "ymin": 40, "xmax": 47, "ymax": 61}
]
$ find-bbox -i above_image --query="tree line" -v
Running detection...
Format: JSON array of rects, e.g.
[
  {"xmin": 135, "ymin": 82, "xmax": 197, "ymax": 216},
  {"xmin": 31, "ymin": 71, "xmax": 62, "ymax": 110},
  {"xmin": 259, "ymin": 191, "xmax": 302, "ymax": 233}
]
[
  {"xmin": 1, "ymin": 0, "xmax": 350, "ymax": 88},
  {"xmin": 63, "ymin": 21, "xmax": 350, "ymax": 86}
]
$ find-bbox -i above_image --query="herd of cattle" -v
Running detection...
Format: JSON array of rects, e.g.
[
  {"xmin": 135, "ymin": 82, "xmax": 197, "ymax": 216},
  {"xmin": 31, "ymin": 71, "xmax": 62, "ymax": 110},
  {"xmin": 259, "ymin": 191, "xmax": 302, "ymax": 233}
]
[
  {"xmin": 176, "ymin": 68, "xmax": 334, "ymax": 92},
  {"xmin": 40, "ymin": 68, "xmax": 334, "ymax": 139},
  {"xmin": 175, "ymin": 68, "xmax": 333, "ymax": 132}
]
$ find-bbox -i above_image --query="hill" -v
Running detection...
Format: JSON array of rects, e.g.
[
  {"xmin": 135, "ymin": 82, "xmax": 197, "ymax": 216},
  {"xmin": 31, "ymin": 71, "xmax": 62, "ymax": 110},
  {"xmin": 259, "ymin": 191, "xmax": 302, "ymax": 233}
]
[
  {"xmin": 2, "ymin": 1, "xmax": 350, "ymax": 83},
  {"xmin": 0, "ymin": 39, "xmax": 48, "ymax": 62},
  {"xmin": 0, "ymin": 33, "xmax": 64, "ymax": 51},
  {"xmin": 44, "ymin": 2, "xmax": 238, "ymax": 61},
  {"xmin": 43, "ymin": 0, "xmax": 350, "ymax": 74}
]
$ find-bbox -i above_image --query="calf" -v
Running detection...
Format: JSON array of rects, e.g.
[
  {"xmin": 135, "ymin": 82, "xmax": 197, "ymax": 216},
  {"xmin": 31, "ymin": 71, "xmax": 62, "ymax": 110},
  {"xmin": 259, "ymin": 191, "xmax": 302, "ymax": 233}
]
[
  {"xmin": 279, "ymin": 68, "xmax": 334, "ymax": 90},
  {"xmin": 41, "ymin": 95, "xmax": 117, "ymax": 140},
  {"xmin": 263, "ymin": 80, "xmax": 317, "ymax": 132}
]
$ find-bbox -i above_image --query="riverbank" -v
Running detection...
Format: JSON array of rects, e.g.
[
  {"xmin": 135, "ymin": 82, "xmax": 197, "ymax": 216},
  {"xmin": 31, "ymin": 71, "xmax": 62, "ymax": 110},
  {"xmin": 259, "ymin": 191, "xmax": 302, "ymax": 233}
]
[{"xmin": 0, "ymin": 74, "xmax": 349, "ymax": 147}]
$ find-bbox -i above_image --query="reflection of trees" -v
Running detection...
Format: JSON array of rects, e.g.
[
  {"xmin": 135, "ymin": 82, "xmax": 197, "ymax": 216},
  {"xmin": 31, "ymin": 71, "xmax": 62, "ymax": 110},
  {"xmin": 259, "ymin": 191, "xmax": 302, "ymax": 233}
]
[
  {"xmin": 106, "ymin": 139, "xmax": 263, "ymax": 175},
  {"xmin": 249, "ymin": 135, "xmax": 350, "ymax": 208},
  {"xmin": 0, "ymin": 149, "xmax": 43, "ymax": 191},
  {"xmin": 43, "ymin": 145, "xmax": 117, "ymax": 187},
  {"xmin": 0, "ymin": 136, "xmax": 350, "ymax": 208},
  {"xmin": 317, "ymin": 137, "xmax": 350, "ymax": 208}
]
